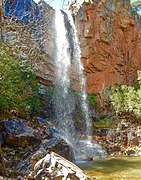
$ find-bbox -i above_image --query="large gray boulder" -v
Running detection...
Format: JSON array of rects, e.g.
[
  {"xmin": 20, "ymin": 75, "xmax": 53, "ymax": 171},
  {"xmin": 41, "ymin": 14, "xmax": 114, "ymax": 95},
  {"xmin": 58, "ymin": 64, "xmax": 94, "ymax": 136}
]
[
  {"xmin": 2, "ymin": 118, "xmax": 41, "ymax": 147},
  {"xmin": 29, "ymin": 151, "xmax": 87, "ymax": 180}
]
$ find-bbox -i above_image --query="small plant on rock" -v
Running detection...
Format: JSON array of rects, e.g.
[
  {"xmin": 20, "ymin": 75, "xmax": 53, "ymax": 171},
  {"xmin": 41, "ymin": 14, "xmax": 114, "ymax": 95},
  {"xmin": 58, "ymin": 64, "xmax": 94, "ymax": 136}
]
[{"xmin": 87, "ymin": 93, "xmax": 98, "ymax": 107}]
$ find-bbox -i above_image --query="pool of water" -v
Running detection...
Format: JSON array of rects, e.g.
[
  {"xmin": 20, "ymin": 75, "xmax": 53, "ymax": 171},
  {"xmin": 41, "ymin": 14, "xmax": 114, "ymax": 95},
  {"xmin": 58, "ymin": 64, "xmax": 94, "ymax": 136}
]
[{"xmin": 77, "ymin": 156, "xmax": 141, "ymax": 179}]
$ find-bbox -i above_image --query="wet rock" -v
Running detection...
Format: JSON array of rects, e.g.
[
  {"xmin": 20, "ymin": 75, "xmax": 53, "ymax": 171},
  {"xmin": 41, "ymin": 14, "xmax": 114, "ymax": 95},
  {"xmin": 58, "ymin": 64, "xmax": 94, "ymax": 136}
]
[
  {"xmin": 44, "ymin": 127, "xmax": 60, "ymax": 139},
  {"xmin": 30, "ymin": 148, "xmax": 48, "ymax": 171},
  {"xmin": 0, "ymin": 134, "xmax": 3, "ymax": 145},
  {"xmin": 0, "ymin": 122, "xmax": 4, "ymax": 144},
  {"xmin": 13, "ymin": 134, "xmax": 74, "ymax": 177},
  {"xmin": 29, "ymin": 151, "xmax": 87, "ymax": 180},
  {"xmin": 2, "ymin": 118, "xmax": 41, "ymax": 147},
  {"xmin": 35, "ymin": 117, "xmax": 46, "ymax": 125},
  {"xmin": 0, "ymin": 118, "xmax": 75, "ymax": 177},
  {"xmin": 42, "ymin": 137, "xmax": 74, "ymax": 161}
]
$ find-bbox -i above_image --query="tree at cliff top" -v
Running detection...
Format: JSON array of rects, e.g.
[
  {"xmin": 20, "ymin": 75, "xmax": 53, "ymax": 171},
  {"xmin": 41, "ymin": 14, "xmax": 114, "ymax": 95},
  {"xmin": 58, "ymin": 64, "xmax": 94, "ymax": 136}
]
[
  {"xmin": 0, "ymin": 43, "xmax": 40, "ymax": 118},
  {"xmin": 131, "ymin": 0, "xmax": 141, "ymax": 14},
  {"xmin": 131, "ymin": 0, "xmax": 141, "ymax": 24}
]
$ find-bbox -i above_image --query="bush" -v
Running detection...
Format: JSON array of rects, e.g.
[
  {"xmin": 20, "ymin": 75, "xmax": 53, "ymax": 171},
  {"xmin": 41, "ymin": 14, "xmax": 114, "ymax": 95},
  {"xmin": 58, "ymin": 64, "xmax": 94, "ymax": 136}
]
[
  {"xmin": 131, "ymin": 0, "xmax": 141, "ymax": 13},
  {"xmin": 110, "ymin": 70, "xmax": 141, "ymax": 118},
  {"xmin": 87, "ymin": 93, "xmax": 97, "ymax": 107},
  {"xmin": 0, "ymin": 44, "xmax": 40, "ymax": 117}
]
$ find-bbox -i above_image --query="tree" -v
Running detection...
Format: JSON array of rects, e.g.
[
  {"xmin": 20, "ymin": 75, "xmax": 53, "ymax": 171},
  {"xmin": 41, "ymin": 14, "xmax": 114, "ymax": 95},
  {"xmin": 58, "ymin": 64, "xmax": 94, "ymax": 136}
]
[{"xmin": 131, "ymin": 0, "xmax": 141, "ymax": 13}]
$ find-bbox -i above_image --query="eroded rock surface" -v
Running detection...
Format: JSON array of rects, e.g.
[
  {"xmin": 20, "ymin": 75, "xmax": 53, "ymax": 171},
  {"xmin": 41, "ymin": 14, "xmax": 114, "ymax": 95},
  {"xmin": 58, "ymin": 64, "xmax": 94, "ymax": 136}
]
[
  {"xmin": 75, "ymin": 0, "xmax": 141, "ymax": 94},
  {"xmin": 1, "ymin": 118, "xmax": 41, "ymax": 147}
]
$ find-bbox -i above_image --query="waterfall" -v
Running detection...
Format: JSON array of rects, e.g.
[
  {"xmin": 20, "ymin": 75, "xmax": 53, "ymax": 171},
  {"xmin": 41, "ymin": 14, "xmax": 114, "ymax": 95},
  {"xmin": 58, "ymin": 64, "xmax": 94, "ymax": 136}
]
[
  {"xmin": 66, "ymin": 11, "xmax": 92, "ymax": 137},
  {"xmin": 53, "ymin": 9, "xmax": 75, "ymax": 147},
  {"xmin": 53, "ymin": 8, "xmax": 106, "ymax": 160}
]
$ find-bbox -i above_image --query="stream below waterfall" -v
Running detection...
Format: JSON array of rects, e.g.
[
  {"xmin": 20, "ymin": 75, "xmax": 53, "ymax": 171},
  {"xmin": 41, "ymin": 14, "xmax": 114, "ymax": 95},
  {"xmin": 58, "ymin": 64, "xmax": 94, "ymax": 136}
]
[{"xmin": 78, "ymin": 156, "xmax": 141, "ymax": 179}]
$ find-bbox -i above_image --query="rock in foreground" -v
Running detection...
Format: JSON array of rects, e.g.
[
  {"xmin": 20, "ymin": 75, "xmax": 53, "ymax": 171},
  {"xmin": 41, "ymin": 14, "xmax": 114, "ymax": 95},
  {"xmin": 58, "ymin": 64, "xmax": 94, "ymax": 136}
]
[{"xmin": 29, "ymin": 151, "xmax": 87, "ymax": 180}]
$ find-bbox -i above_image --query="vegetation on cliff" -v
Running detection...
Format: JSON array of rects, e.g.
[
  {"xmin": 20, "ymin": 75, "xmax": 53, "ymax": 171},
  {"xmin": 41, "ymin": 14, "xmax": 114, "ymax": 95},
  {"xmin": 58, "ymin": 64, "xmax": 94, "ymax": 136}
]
[
  {"xmin": 110, "ymin": 70, "xmax": 141, "ymax": 120},
  {"xmin": 0, "ymin": 44, "xmax": 40, "ymax": 118}
]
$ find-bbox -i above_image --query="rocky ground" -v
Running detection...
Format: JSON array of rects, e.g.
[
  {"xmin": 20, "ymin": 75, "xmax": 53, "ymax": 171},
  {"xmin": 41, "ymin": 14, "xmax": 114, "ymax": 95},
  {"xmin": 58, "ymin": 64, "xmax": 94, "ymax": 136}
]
[
  {"xmin": 0, "ymin": 118, "xmax": 76, "ymax": 179},
  {"xmin": 92, "ymin": 120, "xmax": 141, "ymax": 157},
  {"xmin": 0, "ymin": 117, "xmax": 141, "ymax": 179}
]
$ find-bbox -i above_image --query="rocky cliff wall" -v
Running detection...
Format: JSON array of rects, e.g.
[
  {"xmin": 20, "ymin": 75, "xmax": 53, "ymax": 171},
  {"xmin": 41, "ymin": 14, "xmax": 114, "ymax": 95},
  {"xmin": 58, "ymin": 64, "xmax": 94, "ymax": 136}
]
[
  {"xmin": 75, "ymin": 0, "xmax": 141, "ymax": 95},
  {"xmin": 2, "ymin": 0, "xmax": 141, "ymax": 93},
  {"xmin": 1, "ymin": 1, "xmax": 56, "ymax": 86}
]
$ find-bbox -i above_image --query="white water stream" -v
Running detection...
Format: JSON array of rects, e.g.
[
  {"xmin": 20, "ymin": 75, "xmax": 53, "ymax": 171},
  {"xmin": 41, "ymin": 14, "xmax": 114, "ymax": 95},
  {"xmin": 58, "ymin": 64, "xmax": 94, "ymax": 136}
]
[{"xmin": 53, "ymin": 8, "xmax": 106, "ymax": 160}]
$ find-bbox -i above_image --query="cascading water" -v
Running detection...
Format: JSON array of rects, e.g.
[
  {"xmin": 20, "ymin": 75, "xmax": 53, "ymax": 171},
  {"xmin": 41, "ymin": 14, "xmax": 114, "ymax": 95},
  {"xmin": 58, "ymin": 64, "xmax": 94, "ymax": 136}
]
[
  {"xmin": 66, "ymin": 11, "xmax": 91, "ymax": 137},
  {"xmin": 53, "ymin": 8, "xmax": 107, "ymax": 160},
  {"xmin": 53, "ymin": 8, "xmax": 75, "ymax": 147}
]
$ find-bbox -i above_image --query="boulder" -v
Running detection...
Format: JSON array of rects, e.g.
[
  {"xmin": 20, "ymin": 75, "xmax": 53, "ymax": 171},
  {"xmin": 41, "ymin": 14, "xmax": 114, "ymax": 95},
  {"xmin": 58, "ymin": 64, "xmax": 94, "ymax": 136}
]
[
  {"xmin": 14, "ymin": 134, "xmax": 75, "ymax": 176},
  {"xmin": 0, "ymin": 119, "xmax": 74, "ymax": 177},
  {"xmin": 44, "ymin": 127, "xmax": 60, "ymax": 139},
  {"xmin": 2, "ymin": 118, "xmax": 41, "ymax": 147},
  {"xmin": 42, "ymin": 137, "xmax": 74, "ymax": 161},
  {"xmin": 29, "ymin": 151, "xmax": 87, "ymax": 180}
]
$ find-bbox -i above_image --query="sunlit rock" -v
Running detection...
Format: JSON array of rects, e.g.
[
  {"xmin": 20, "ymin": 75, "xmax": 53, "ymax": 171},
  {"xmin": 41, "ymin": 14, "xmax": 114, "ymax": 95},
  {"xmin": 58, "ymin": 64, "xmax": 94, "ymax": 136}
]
[
  {"xmin": 75, "ymin": 0, "xmax": 141, "ymax": 94},
  {"xmin": 29, "ymin": 151, "xmax": 87, "ymax": 180}
]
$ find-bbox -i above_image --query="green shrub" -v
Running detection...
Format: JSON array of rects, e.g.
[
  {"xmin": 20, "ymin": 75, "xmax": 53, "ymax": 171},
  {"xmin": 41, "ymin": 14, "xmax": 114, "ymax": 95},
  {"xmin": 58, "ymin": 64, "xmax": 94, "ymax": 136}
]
[
  {"xmin": 0, "ymin": 45, "xmax": 40, "ymax": 117},
  {"xmin": 131, "ymin": 0, "xmax": 141, "ymax": 13},
  {"xmin": 87, "ymin": 93, "xmax": 98, "ymax": 107},
  {"xmin": 110, "ymin": 70, "xmax": 141, "ymax": 117}
]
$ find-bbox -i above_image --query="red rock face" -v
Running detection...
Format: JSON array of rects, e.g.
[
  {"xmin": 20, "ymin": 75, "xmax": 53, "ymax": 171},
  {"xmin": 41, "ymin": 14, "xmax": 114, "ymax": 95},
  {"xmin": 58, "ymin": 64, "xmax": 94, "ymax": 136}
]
[{"xmin": 75, "ymin": 0, "xmax": 141, "ymax": 95}]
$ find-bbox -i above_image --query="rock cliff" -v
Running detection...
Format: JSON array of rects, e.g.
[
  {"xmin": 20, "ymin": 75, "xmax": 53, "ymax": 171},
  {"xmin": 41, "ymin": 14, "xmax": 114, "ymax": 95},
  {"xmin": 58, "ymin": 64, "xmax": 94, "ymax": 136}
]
[
  {"xmin": 75, "ymin": 0, "xmax": 141, "ymax": 94},
  {"xmin": 2, "ymin": 0, "xmax": 141, "ymax": 94},
  {"xmin": 1, "ymin": 0, "xmax": 56, "ymax": 86}
]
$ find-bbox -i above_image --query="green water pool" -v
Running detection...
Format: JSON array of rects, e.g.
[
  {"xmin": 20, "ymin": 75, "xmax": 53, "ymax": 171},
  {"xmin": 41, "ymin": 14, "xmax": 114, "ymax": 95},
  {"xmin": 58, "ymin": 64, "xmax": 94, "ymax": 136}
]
[{"xmin": 78, "ymin": 156, "xmax": 141, "ymax": 180}]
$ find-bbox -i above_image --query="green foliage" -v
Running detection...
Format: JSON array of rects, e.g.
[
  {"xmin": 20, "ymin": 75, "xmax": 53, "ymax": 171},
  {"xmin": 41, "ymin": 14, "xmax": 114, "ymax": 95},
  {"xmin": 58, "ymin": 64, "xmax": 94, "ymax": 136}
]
[
  {"xmin": 93, "ymin": 118, "xmax": 108, "ymax": 129},
  {"xmin": 0, "ymin": 44, "xmax": 40, "ymax": 117},
  {"xmin": 110, "ymin": 70, "xmax": 141, "ymax": 117},
  {"xmin": 131, "ymin": 0, "xmax": 141, "ymax": 13},
  {"xmin": 87, "ymin": 93, "xmax": 97, "ymax": 107},
  {"xmin": 44, "ymin": 86, "xmax": 55, "ymax": 99}
]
